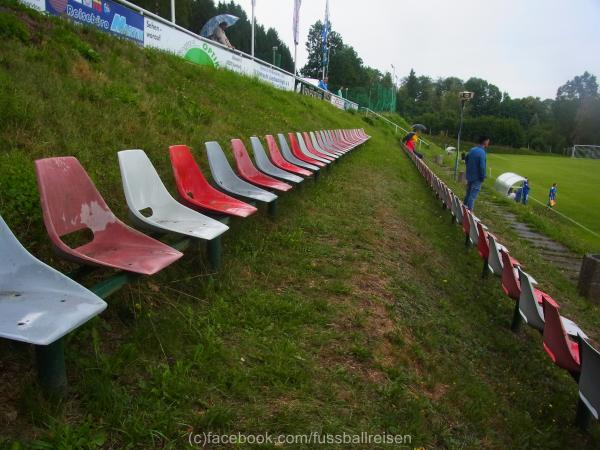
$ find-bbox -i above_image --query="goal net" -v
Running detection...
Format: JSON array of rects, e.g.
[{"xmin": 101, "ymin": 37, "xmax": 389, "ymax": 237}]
[{"xmin": 569, "ymin": 145, "xmax": 600, "ymax": 159}]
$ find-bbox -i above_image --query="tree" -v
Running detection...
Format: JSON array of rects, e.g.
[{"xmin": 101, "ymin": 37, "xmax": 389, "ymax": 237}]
[
  {"xmin": 556, "ymin": 71, "xmax": 599, "ymax": 100},
  {"xmin": 464, "ymin": 78, "xmax": 502, "ymax": 116},
  {"xmin": 300, "ymin": 21, "xmax": 343, "ymax": 79}
]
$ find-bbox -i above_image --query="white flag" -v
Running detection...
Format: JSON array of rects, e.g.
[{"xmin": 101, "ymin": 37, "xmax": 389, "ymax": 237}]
[{"xmin": 293, "ymin": 0, "xmax": 302, "ymax": 46}]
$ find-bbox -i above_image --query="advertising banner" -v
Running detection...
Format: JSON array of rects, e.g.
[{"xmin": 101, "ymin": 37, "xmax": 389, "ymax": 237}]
[
  {"xmin": 21, "ymin": 1, "xmax": 297, "ymax": 93},
  {"xmin": 330, "ymin": 94, "xmax": 345, "ymax": 110},
  {"xmin": 45, "ymin": 0, "xmax": 144, "ymax": 45},
  {"xmin": 144, "ymin": 18, "xmax": 293, "ymax": 91}
]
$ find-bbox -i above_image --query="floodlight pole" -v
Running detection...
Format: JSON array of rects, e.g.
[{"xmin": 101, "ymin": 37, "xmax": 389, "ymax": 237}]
[
  {"xmin": 251, "ymin": 0, "xmax": 255, "ymax": 57},
  {"xmin": 454, "ymin": 99, "xmax": 466, "ymax": 181},
  {"xmin": 170, "ymin": 0, "xmax": 176, "ymax": 23}
]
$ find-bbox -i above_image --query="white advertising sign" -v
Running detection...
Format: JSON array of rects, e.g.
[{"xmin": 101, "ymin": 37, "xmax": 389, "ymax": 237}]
[
  {"xmin": 330, "ymin": 95, "xmax": 345, "ymax": 110},
  {"xmin": 144, "ymin": 18, "xmax": 293, "ymax": 91}
]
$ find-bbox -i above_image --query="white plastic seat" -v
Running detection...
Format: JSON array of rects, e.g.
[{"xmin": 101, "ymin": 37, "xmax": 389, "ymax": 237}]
[
  {"xmin": 277, "ymin": 134, "xmax": 320, "ymax": 171},
  {"xmin": 250, "ymin": 137, "xmax": 303, "ymax": 184},
  {"xmin": 206, "ymin": 141, "xmax": 278, "ymax": 203},
  {"xmin": 296, "ymin": 132, "xmax": 330, "ymax": 164},
  {"xmin": 309, "ymin": 132, "xmax": 339, "ymax": 159},
  {"xmin": 118, "ymin": 150, "xmax": 229, "ymax": 241},
  {"xmin": 518, "ymin": 268, "xmax": 588, "ymax": 338},
  {"xmin": 578, "ymin": 339, "xmax": 600, "ymax": 420},
  {"xmin": 0, "ymin": 215, "xmax": 107, "ymax": 346}
]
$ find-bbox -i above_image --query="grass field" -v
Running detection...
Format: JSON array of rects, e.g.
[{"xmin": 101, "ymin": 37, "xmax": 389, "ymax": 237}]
[
  {"xmin": 414, "ymin": 141, "xmax": 600, "ymax": 253},
  {"xmin": 487, "ymin": 153, "xmax": 600, "ymax": 239},
  {"xmin": 2, "ymin": 2, "xmax": 600, "ymax": 448}
]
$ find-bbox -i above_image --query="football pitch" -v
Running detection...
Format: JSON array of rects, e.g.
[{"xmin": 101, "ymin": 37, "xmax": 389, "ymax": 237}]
[{"xmin": 486, "ymin": 153, "xmax": 600, "ymax": 242}]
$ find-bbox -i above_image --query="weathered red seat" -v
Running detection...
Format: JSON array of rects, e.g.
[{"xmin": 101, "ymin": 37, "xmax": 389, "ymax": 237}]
[
  {"xmin": 35, "ymin": 157, "xmax": 182, "ymax": 275},
  {"xmin": 500, "ymin": 249, "xmax": 522, "ymax": 301},
  {"xmin": 542, "ymin": 296, "xmax": 581, "ymax": 376},
  {"xmin": 265, "ymin": 135, "xmax": 312, "ymax": 177},
  {"xmin": 288, "ymin": 133, "xmax": 326, "ymax": 167},
  {"xmin": 302, "ymin": 132, "xmax": 334, "ymax": 161},
  {"xmin": 169, "ymin": 145, "xmax": 257, "ymax": 218},
  {"xmin": 230, "ymin": 139, "xmax": 292, "ymax": 191}
]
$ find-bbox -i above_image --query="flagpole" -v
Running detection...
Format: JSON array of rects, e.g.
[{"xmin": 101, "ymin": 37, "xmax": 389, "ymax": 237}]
[
  {"xmin": 170, "ymin": 0, "xmax": 175, "ymax": 23},
  {"xmin": 251, "ymin": 0, "xmax": 255, "ymax": 57},
  {"xmin": 293, "ymin": 44, "xmax": 298, "ymax": 75}
]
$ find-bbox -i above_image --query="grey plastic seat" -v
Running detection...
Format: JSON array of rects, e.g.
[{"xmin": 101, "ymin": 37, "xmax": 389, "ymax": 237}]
[
  {"xmin": 250, "ymin": 137, "xmax": 303, "ymax": 184},
  {"xmin": 468, "ymin": 213, "xmax": 483, "ymax": 245},
  {"xmin": 487, "ymin": 233, "xmax": 507, "ymax": 276},
  {"xmin": 118, "ymin": 150, "xmax": 229, "ymax": 241},
  {"xmin": 316, "ymin": 131, "xmax": 342, "ymax": 156},
  {"xmin": 296, "ymin": 132, "xmax": 330, "ymax": 164},
  {"xmin": 206, "ymin": 141, "xmax": 278, "ymax": 203},
  {"xmin": 0, "ymin": 215, "xmax": 107, "ymax": 346},
  {"xmin": 309, "ymin": 132, "xmax": 339, "ymax": 159},
  {"xmin": 518, "ymin": 267, "xmax": 587, "ymax": 337},
  {"xmin": 277, "ymin": 133, "xmax": 320, "ymax": 171},
  {"xmin": 578, "ymin": 339, "xmax": 600, "ymax": 421},
  {"xmin": 452, "ymin": 195, "xmax": 463, "ymax": 224}
]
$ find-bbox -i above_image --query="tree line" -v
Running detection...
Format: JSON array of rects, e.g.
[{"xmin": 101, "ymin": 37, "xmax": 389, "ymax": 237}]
[
  {"xmin": 130, "ymin": 0, "xmax": 293, "ymax": 72},
  {"xmin": 397, "ymin": 70, "xmax": 600, "ymax": 152}
]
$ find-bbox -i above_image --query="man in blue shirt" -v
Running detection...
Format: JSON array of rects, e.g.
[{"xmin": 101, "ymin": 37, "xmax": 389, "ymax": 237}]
[{"xmin": 463, "ymin": 136, "xmax": 490, "ymax": 211}]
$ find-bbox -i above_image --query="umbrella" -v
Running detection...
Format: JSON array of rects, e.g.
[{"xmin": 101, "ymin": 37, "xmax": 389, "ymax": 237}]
[
  {"xmin": 200, "ymin": 14, "xmax": 239, "ymax": 38},
  {"xmin": 411, "ymin": 124, "xmax": 427, "ymax": 131},
  {"xmin": 445, "ymin": 146, "xmax": 456, "ymax": 152}
]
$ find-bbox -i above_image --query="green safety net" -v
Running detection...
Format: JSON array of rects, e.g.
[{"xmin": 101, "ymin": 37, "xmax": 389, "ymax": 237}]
[{"xmin": 345, "ymin": 84, "xmax": 396, "ymax": 112}]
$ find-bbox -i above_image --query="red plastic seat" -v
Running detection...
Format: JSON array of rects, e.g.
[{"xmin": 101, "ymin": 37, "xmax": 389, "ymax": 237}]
[
  {"xmin": 500, "ymin": 249, "xmax": 521, "ymax": 300},
  {"xmin": 35, "ymin": 157, "xmax": 183, "ymax": 275},
  {"xmin": 230, "ymin": 139, "xmax": 292, "ymax": 192},
  {"xmin": 476, "ymin": 222, "xmax": 490, "ymax": 260},
  {"xmin": 287, "ymin": 133, "xmax": 326, "ymax": 167},
  {"xmin": 302, "ymin": 132, "xmax": 334, "ymax": 161},
  {"xmin": 542, "ymin": 296, "xmax": 581, "ymax": 375},
  {"xmin": 169, "ymin": 145, "xmax": 257, "ymax": 218},
  {"xmin": 461, "ymin": 205, "xmax": 471, "ymax": 237},
  {"xmin": 265, "ymin": 135, "xmax": 312, "ymax": 177}
]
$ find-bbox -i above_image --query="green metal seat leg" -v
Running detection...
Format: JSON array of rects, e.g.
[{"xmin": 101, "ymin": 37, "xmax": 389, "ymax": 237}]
[
  {"xmin": 35, "ymin": 338, "xmax": 67, "ymax": 398},
  {"xmin": 207, "ymin": 236, "xmax": 222, "ymax": 272}
]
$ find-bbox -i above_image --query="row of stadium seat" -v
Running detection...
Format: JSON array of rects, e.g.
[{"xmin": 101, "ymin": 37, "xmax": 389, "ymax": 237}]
[
  {"xmin": 0, "ymin": 128, "xmax": 370, "ymax": 395},
  {"xmin": 405, "ymin": 149, "xmax": 600, "ymax": 431}
]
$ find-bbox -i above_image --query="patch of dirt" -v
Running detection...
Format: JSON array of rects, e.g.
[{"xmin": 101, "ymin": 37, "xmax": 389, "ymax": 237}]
[{"xmin": 71, "ymin": 57, "xmax": 107, "ymax": 84}]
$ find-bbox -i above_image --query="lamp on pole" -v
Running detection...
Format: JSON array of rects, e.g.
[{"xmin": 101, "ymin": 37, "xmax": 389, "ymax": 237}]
[
  {"xmin": 454, "ymin": 91, "xmax": 474, "ymax": 181},
  {"xmin": 170, "ymin": 0, "xmax": 176, "ymax": 23}
]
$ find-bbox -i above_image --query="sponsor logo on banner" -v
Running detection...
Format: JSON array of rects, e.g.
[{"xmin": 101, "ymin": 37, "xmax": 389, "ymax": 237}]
[{"xmin": 45, "ymin": 0, "xmax": 144, "ymax": 45}]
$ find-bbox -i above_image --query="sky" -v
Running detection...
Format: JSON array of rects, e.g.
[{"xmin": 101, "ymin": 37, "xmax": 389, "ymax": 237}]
[{"xmin": 234, "ymin": 0, "xmax": 600, "ymax": 99}]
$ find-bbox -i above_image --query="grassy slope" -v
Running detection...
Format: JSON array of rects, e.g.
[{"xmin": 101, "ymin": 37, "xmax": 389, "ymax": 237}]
[{"xmin": 1, "ymin": 2, "xmax": 600, "ymax": 448}]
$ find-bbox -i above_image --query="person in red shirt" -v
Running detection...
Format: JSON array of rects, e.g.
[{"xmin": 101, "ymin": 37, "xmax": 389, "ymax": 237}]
[{"xmin": 402, "ymin": 131, "xmax": 423, "ymax": 158}]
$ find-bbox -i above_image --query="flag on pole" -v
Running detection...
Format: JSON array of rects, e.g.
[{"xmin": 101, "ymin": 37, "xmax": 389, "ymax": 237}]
[
  {"xmin": 321, "ymin": 0, "xmax": 330, "ymax": 72},
  {"xmin": 293, "ymin": 0, "xmax": 302, "ymax": 46}
]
